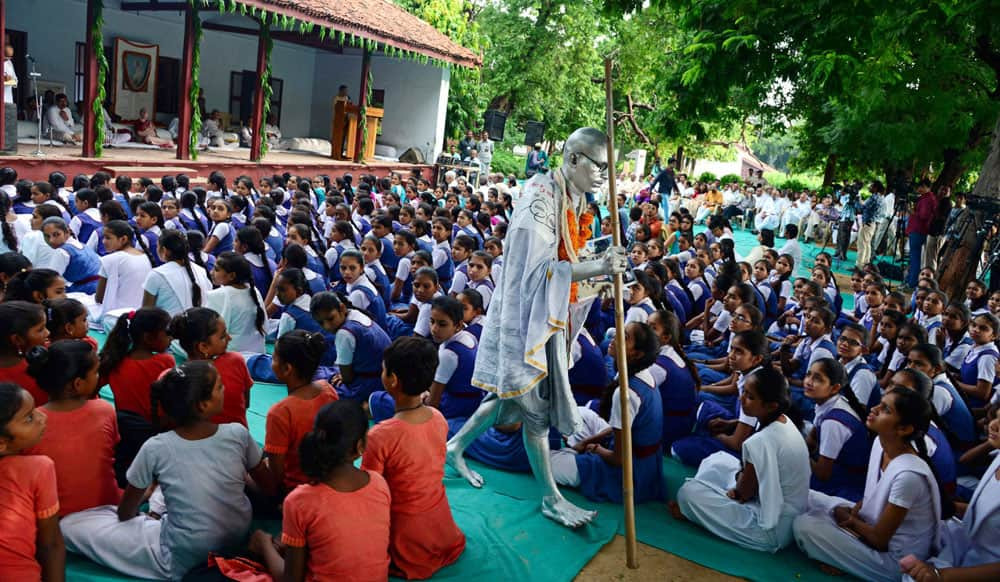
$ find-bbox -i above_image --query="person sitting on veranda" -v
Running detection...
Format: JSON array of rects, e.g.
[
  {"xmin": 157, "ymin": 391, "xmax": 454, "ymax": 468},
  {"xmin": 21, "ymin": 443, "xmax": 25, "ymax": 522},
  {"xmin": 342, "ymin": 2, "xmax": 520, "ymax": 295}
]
[
  {"xmin": 202, "ymin": 110, "xmax": 225, "ymax": 147},
  {"xmin": 45, "ymin": 93, "xmax": 82, "ymax": 144},
  {"xmin": 134, "ymin": 108, "xmax": 173, "ymax": 148}
]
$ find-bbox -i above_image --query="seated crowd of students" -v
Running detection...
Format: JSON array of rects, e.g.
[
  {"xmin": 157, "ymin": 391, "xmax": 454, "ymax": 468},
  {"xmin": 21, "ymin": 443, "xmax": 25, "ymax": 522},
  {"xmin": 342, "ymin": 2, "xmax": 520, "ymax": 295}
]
[{"xmin": 0, "ymin": 166, "xmax": 997, "ymax": 581}]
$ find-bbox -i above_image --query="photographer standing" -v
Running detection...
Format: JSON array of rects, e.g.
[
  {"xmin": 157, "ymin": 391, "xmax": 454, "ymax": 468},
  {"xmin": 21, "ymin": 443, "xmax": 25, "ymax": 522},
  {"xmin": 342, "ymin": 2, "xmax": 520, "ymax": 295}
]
[
  {"xmin": 855, "ymin": 180, "xmax": 884, "ymax": 267},
  {"xmin": 905, "ymin": 178, "xmax": 937, "ymax": 287},
  {"xmin": 833, "ymin": 184, "xmax": 860, "ymax": 261},
  {"xmin": 924, "ymin": 184, "xmax": 952, "ymax": 272}
]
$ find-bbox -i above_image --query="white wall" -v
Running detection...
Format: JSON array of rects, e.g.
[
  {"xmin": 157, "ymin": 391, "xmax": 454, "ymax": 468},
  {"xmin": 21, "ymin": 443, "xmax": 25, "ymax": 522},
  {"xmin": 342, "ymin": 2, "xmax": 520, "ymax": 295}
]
[{"xmin": 7, "ymin": 0, "xmax": 450, "ymax": 156}]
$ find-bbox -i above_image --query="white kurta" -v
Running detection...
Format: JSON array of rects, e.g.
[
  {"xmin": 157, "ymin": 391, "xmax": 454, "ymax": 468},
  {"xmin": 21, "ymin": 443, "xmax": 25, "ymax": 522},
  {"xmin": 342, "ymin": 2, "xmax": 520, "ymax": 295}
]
[
  {"xmin": 471, "ymin": 171, "xmax": 589, "ymax": 436},
  {"xmin": 794, "ymin": 440, "xmax": 941, "ymax": 582},
  {"xmin": 677, "ymin": 417, "xmax": 810, "ymax": 553},
  {"xmin": 927, "ymin": 453, "xmax": 1000, "ymax": 570}
]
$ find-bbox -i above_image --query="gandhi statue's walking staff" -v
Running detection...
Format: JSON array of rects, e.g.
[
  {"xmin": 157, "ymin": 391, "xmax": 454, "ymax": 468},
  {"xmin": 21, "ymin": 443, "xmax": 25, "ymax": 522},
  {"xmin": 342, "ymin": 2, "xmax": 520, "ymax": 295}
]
[{"xmin": 446, "ymin": 127, "xmax": 627, "ymax": 528}]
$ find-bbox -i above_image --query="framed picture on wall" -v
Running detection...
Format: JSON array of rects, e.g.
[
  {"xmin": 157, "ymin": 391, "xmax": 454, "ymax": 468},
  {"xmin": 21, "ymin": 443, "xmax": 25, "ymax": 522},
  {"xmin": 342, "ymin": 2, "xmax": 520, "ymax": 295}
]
[{"xmin": 122, "ymin": 51, "xmax": 152, "ymax": 92}]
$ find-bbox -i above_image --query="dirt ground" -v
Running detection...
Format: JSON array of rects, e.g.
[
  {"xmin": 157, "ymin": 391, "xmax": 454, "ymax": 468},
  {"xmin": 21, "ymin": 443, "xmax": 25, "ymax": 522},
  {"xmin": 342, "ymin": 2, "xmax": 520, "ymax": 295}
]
[{"xmin": 575, "ymin": 535, "xmax": 742, "ymax": 581}]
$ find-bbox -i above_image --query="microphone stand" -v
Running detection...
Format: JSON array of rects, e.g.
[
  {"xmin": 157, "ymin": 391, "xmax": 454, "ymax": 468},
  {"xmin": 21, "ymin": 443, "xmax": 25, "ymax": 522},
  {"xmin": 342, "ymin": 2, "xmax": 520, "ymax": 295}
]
[{"xmin": 28, "ymin": 57, "xmax": 43, "ymax": 157}]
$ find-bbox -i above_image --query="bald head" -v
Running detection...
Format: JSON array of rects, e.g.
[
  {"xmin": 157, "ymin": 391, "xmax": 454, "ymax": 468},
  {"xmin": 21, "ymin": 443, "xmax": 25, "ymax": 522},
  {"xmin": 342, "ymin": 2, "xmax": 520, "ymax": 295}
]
[{"xmin": 562, "ymin": 127, "xmax": 607, "ymax": 158}]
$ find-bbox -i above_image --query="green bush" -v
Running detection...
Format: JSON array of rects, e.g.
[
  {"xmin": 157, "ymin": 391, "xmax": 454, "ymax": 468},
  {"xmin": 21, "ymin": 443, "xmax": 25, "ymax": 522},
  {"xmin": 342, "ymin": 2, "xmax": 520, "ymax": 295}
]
[
  {"xmin": 488, "ymin": 149, "xmax": 523, "ymax": 178},
  {"xmin": 698, "ymin": 171, "xmax": 718, "ymax": 183},
  {"xmin": 719, "ymin": 173, "xmax": 742, "ymax": 185}
]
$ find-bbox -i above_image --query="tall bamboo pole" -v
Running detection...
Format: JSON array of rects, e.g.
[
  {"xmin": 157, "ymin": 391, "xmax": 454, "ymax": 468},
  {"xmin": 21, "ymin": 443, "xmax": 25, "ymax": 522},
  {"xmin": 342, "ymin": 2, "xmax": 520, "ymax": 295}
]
[{"xmin": 604, "ymin": 55, "xmax": 638, "ymax": 569}]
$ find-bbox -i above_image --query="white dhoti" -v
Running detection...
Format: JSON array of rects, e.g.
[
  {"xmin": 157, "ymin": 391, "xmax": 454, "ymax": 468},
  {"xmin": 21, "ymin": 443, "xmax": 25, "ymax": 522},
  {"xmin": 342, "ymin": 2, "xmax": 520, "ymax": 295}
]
[{"xmin": 60, "ymin": 505, "xmax": 172, "ymax": 580}]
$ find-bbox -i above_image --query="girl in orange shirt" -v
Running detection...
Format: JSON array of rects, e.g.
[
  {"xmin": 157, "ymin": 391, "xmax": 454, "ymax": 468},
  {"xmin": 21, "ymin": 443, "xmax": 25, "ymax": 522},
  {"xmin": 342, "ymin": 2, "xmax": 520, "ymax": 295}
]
[
  {"xmin": 0, "ymin": 383, "xmax": 65, "ymax": 581},
  {"xmin": 362, "ymin": 337, "xmax": 465, "ymax": 578},
  {"xmin": 251, "ymin": 399, "xmax": 391, "ymax": 581},
  {"xmin": 263, "ymin": 330, "xmax": 339, "ymax": 495},
  {"xmin": 169, "ymin": 307, "xmax": 252, "ymax": 427},
  {"xmin": 25, "ymin": 340, "xmax": 121, "ymax": 516},
  {"xmin": 0, "ymin": 301, "xmax": 50, "ymax": 405}
]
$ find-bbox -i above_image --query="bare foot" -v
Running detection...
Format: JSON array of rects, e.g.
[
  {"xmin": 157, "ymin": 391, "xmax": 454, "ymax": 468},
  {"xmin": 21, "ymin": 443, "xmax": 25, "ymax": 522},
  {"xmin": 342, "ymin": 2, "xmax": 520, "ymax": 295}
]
[
  {"xmin": 446, "ymin": 441, "xmax": 484, "ymax": 488},
  {"xmin": 541, "ymin": 495, "xmax": 597, "ymax": 528},
  {"xmin": 818, "ymin": 562, "xmax": 846, "ymax": 576},
  {"xmin": 667, "ymin": 500, "xmax": 687, "ymax": 521}
]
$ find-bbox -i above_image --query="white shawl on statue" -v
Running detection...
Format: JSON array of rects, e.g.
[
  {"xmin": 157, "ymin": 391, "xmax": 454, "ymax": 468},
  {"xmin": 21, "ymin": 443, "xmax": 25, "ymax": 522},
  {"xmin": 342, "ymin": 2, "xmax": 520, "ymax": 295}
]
[{"xmin": 471, "ymin": 171, "xmax": 591, "ymax": 435}]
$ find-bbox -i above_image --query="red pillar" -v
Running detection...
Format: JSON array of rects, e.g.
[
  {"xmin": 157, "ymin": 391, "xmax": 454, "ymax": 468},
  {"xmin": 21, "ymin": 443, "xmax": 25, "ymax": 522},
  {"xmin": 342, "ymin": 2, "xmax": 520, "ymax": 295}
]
[
  {"xmin": 249, "ymin": 26, "xmax": 267, "ymax": 162},
  {"xmin": 81, "ymin": 0, "xmax": 99, "ymax": 158},
  {"xmin": 354, "ymin": 48, "xmax": 371, "ymax": 163},
  {"xmin": 0, "ymin": 0, "xmax": 6, "ymax": 152},
  {"xmin": 176, "ymin": 5, "xmax": 195, "ymax": 160}
]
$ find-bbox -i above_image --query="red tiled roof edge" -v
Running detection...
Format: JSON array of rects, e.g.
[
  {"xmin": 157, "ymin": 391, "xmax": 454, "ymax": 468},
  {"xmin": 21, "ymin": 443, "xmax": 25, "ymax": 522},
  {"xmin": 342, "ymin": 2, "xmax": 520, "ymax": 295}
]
[{"xmin": 233, "ymin": 0, "xmax": 481, "ymax": 67}]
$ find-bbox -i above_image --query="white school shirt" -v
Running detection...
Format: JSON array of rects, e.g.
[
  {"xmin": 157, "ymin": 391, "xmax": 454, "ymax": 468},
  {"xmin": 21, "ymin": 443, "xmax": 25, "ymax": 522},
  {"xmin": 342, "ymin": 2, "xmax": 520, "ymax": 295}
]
[
  {"xmin": 625, "ymin": 297, "xmax": 654, "ymax": 324},
  {"xmin": 648, "ymin": 344, "xmax": 685, "ymax": 387},
  {"xmin": 609, "ymin": 369, "xmax": 656, "ymax": 431},
  {"xmin": 813, "ymin": 395, "xmax": 858, "ymax": 461},
  {"xmin": 793, "ymin": 333, "xmax": 835, "ymax": 366},
  {"xmin": 276, "ymin": 294, "xmax": 312, "ymax": 339},
  {"xmin": 143, "ymin": 261, "xmax": 213, "ymax": 316},
  {"xmin": 434, "ymin": 331, "xmax": 478, "ymax": 385},
  {"xmin": 346, "ymin": 278, "xmax": 378, "ymax": 312},
  {"xmin": 931, "ymin": 373, "xmax": 955, "ymax": 416},
  {"xmin": 449, "ymin": 259, "xmax": 470, "ymax": 294},
  {"xmin": 394, "ymin": 253, "xmax": 413, "ymax": 283},
  {"xmin": 69, "ymin": 208, "xmax": 101, "ymax": 237},
  {"xmin": 964, "ymin": 343, "xmax": 998, "ymax": 385},
  {"xmin": 206, "ymin": 285, "xmax": 266, "ymax": 355},
  {"xmin": 98, "ymin": 251, "xmax": 150, "ymax": 317},
  {"xmin": 412, "ymin": 290, "xmax": 443, "ymax": 337},
  {"xmin": 943, "ymin": 333, "xmax": 973, "ymax": 370},
  {"xmin": 712, "ymin": 309, "xmax": 733, "ymax": 333},
  {"xmin": 334, "ymin": 310, "xmax": 375, "ymax": 367},
  {"xmin": 432, "ymin": 240, "xmax": 450, "ymax": 269},
  {"xmin": 735, "ymin": 368, "xmax": 759, "ymax": 427},
  {"xmin": 843, "ymin": 356, "xmax": 879, "ymax": 409},
  {"xmin": 924, "ymin": 314, "xmax": 944, "ymax": 344}
]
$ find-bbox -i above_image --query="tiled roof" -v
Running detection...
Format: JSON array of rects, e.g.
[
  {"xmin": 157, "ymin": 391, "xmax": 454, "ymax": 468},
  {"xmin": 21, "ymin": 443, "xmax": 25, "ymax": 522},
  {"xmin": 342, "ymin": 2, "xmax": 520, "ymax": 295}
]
[{"xmin": 241, "ymin": 0, "xmax": 481, "ymax": 67}]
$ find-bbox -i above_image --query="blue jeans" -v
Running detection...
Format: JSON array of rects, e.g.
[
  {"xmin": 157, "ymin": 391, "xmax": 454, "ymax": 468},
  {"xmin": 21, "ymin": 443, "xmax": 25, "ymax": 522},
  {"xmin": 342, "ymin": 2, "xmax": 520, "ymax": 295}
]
[{"xmin": 907, "ymin": 232, "xmax": 926, "ymax": 286}]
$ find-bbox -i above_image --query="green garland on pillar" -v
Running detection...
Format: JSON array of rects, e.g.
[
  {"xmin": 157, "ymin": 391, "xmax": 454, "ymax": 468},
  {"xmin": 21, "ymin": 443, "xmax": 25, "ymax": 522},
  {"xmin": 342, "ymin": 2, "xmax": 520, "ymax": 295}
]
[
  {"xmin": 91, "ymin": 0, "xmax": 107, "ymax": 157},
  {"xmin": 358, "ymin": 53, "xmax": 373, "ymax": 162},
  {"xmin": 189, "ymin": 1, "xmax": 203, "ymax": 159},
  {"xmin": 259, "ymin": 19, "xmax": 274, "ymax": 159}
]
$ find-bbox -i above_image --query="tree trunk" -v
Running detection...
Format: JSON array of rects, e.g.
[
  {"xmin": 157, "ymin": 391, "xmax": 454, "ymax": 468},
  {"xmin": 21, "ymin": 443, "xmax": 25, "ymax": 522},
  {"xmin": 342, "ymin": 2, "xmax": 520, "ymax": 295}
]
[
  {"xmin": 937, "ymin": 113, "xmax": 1000, "ymax": 299},
  {"xmin": 675, "ymin": 145, "xmax": 684, "ymax": 170},
  {"xmin": 822, "ymin": 154, "xmax": 837, "ymax": 187}
]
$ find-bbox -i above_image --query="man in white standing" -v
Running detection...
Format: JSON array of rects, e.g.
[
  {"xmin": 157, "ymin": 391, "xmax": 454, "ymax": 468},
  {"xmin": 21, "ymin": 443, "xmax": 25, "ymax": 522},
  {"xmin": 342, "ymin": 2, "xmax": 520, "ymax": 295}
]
[
  {"xmin": 2, "ymin": 42, "xmax": 16, "ymax": 154},
  {"xmin": 477, "ymin": 129, "xmax": 493, "ymax": 176},
  {"xmin": 447, "ymin": 127, "xmax": 627, "ymax": 528}
]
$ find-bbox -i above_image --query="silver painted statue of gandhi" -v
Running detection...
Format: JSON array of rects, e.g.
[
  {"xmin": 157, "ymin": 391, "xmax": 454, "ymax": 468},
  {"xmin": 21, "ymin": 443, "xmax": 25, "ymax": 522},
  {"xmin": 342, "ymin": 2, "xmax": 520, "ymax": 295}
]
[{"xmin": 446, "ymin": 127, "xmax": 627, "ymax": 528}]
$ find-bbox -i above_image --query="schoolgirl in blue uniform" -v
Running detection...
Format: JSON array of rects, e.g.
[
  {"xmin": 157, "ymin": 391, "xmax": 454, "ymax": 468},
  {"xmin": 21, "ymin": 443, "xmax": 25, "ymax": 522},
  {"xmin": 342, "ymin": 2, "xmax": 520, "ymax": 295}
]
[
  {"xmin": 134, "ymin": 202, "xmax": 164, "ymax": 266},
  {"xmin": 286, "ymin": 223, "xmax": 327, "ymax": 280},
  {"xmin": 324, "ymin": 221, "xmax": 358, "ymax": 285},
  {"xmin": 423, "ymin": 296, "xmax": 484, "ymax": 419},
  {"xmin": 369, "ymin": 216, "xmax": 399, "ymax": 274},
  {"xmin": 836, "ymin": 323, "xmax": 881, "ymax": 411},
  {"xmin": 648, "ymin": 310, "xmax": 699, "ymax": 448},
  {"xmin": 391, "ymin": 230, "xmax": 417, "ymax": 306},
  {"xmin": 40, "ymin": 217, "xmax": 102, "ymax": 294},
  {"xmin": 888, "ymin": 369, "xmax": 958, "ymax": 496},
  {"xmin": 466, "ymin": 251, "xmax": 495, "ymax": 312},
  {"xmin": 907, "ymin": 343, "xmax": 976, "ymax": 451},
  {"xmin": 683, "ymin": 258, "xmax": 711, "ymax": 315},
  {"xmin": 941, "ymin": 302, "xmax": 973, "ymax": 372},
  {"xmin": 360, "ymin": 236, "xmax": 393, "ymax": 308},
  {"xmin": 31, "ymin": 181, "xmax": 71, "ymax": 222},
  {"xmin": 68, "ymin": 188, "xmax": 101, "ymax": 245},
  {"xmin": 457, "ymin": 288, "xmax": 486, "ymax": 340},
  {"xmin": 952, "ymin": 313, "xmax": 1000, "ymax": 409},
  {"xmin": 552, "ymin": 321, "xmax": 664, "ymax": 504},
  {"xmin": 431, "ymin": 217, "xmax": 454, "ymax": 291},
  {"xmin": 624, "ymin": 270, "xmax": 664, "ymax": 325},
  {"xmin": 803, "ymin": 358, "xmax": 870, "ymax": 501},
  {"xmin": 235, "ymin": 226, "xmax": 277, "ymax": 299},
  {"xmin": 752, "ymin": 259, "xmax": 778, "ymax": 325},
  {"xmin": 204, "ymin": 199, "xmax": 236, "ymax": 257},
  {"xmin": 780, "ymin": 306, "xmax": 837, "ymax": 420},
  {"xmin": 11, "ymin": 179, "xmax": 35, "ymax": 218},
  {"xmin": 569, "ymin": 328, "xmax": 610, "ymax": 406},
  {"xmin": 671, "ymin": 330, "xmax": 769, "ymax": 468},
  {"xmin": 662, "ymin": 259, "xmax": 694, "ymax": 323},
  {"xmin": 338, "ymin": 249, "xmax": 387, "ymax": 330},
  {"xmin": 311, "ymin": 291, "xmax": 390, "ymax": 401},
  {"xmin": 179, "ymin": 191, "xmax": 210, "ymax": 234},
  {"xmin": 252, "ymin": 205, "xmax": 284, "ymax": 259},
  {"xmin": 447, "ymin": 234, "xmax": 477, "ymax": 296}
]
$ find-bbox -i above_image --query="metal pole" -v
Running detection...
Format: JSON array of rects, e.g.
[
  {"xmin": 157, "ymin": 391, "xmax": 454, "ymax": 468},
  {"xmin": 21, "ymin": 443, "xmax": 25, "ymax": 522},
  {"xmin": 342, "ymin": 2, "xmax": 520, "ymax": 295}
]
[{"xmin": 604, "ymin": 56, "xmax": 638, "ymax": 569}]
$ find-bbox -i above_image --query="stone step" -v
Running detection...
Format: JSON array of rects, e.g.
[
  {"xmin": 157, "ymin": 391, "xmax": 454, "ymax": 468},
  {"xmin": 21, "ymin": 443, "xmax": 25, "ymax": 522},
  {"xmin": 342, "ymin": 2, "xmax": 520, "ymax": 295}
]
[{"xmin": 100, "ymin": 166, "xmax": 198, "ymax": 176}]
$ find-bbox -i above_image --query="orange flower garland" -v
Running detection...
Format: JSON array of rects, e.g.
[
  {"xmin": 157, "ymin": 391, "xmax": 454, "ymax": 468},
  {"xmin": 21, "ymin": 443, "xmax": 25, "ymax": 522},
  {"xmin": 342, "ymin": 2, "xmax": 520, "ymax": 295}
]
[{"xmin": 559, "ymin": 207, "xmax": 594, "ymax": 303}]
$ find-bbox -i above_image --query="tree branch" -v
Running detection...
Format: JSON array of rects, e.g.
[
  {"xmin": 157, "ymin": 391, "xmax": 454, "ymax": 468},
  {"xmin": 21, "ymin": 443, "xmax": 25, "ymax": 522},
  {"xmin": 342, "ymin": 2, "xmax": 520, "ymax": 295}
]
[{"xmin": 973, "ymin": 34, "xmax": 1000, "ymax": 99}]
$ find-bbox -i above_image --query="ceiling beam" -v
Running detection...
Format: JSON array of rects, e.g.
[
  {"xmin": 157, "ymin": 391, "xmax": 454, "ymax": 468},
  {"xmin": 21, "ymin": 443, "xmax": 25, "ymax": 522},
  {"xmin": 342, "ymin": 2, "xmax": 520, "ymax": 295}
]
[
  {"xmin": 120, "ymin": 2, "xmax": 189, "ymax": 11},
  {"xmin": 201, "ymin": 21, "xmax": 346, "ymax": 54}
]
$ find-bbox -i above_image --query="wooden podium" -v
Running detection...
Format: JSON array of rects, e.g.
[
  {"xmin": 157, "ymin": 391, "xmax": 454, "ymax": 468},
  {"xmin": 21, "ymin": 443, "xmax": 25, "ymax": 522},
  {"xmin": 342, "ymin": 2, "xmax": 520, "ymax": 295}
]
[{"xmin": 331, "ymin": 100, "xmax": 383, "ymax": 162}]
